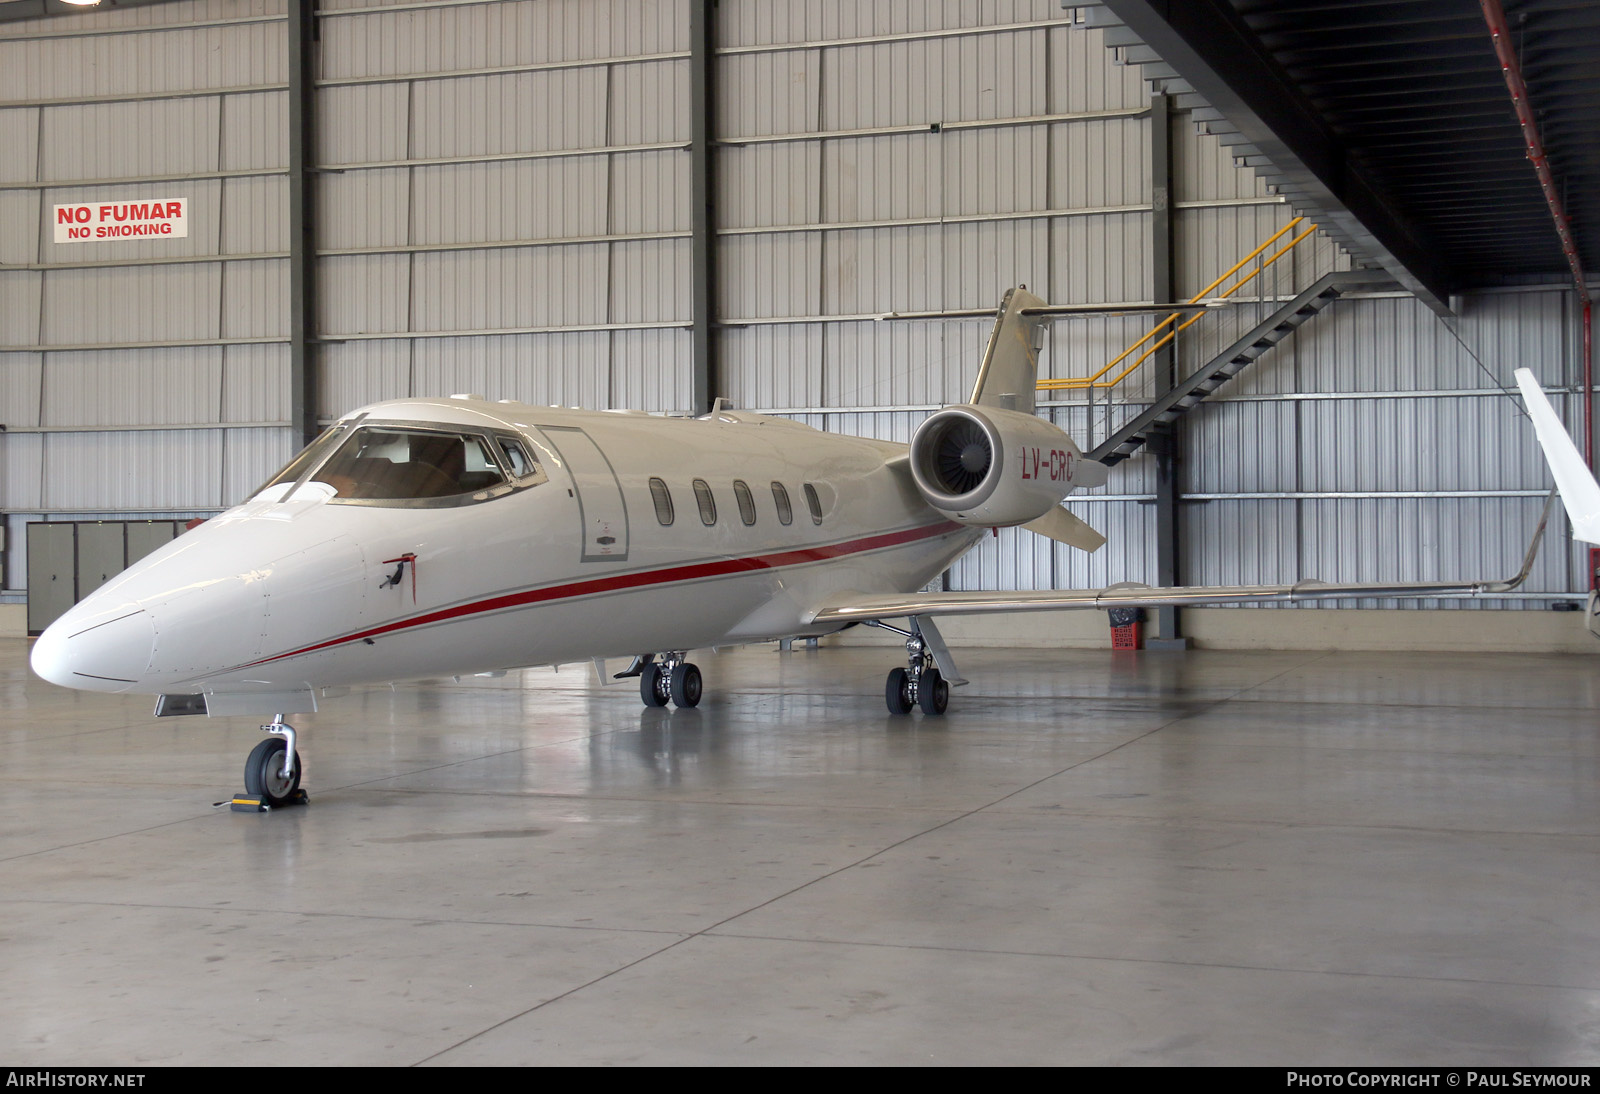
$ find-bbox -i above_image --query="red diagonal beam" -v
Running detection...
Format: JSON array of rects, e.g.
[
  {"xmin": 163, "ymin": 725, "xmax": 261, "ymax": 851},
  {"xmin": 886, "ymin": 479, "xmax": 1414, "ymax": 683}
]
[
  {"xmin": 1480, "ymin": 0, "xmax": 1587, "ymax": 300},
  {"xmin": 1481, "ymin": 0, "xmax": 1591, "ymax": 469}
]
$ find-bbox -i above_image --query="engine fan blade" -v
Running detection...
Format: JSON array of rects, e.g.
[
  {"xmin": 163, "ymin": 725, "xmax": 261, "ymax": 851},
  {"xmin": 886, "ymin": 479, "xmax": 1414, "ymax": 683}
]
[{"xmin": 934, "ymin": 419, "xmax": 990, "ymax": 494}]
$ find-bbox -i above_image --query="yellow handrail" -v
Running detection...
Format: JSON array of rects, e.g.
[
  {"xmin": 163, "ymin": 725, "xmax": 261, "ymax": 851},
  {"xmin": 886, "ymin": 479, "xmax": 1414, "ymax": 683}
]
[
  {"xmin": 1087, "ymin": 222, "xmax": 1318, "ymax": 384},
  {"xmin": 1038, "ymin": 216, "xmax": 1316, "ymax": 392}
]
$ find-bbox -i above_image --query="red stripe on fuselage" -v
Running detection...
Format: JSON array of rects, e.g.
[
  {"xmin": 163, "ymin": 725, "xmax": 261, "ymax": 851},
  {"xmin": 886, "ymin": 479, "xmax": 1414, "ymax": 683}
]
[{"xmin": 233, "ymin": 520, "xmax": 964, "ymax": 670}]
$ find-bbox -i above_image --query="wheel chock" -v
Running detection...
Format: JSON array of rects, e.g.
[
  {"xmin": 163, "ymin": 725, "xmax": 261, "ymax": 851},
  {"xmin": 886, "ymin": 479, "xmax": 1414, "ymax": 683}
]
[{"xmin": 228, "ymin": 789, "xmax": 309, "ymax": 812}]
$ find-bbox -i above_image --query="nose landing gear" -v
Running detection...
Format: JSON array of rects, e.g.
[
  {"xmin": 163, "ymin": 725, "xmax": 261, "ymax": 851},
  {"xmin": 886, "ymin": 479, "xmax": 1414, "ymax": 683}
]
[{"xmin": 231, "ymin": 715, "xmax": 309, "ymax": 812}]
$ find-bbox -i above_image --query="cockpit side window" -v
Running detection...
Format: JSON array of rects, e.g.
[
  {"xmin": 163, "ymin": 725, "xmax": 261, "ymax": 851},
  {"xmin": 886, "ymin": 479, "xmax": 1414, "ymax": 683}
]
[{"xmin": 498, "ymin": 438, "xmax": 540, "ymax": 481}]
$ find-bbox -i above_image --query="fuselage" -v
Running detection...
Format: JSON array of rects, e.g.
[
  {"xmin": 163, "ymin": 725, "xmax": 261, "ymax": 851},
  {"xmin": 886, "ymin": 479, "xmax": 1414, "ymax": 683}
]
[{"xmin": 31, "ymin": 396, "xmax": 983, "ymax": 705}]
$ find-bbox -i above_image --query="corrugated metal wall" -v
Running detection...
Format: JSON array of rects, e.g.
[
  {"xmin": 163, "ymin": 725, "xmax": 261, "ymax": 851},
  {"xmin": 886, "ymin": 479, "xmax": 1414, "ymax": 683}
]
[
  {"xmin": 314, "ymin": 0, "xmax": 691, "ymax": 415},
  {"xmin": 1180, "ymin": 287, "xmax": 1583, "ymax": 608},
  {"xmin": 714, "ymin": 2, "xmax": 1162, "ymax": 598},
  {"xmin": 0, "ymin": 0, "xmax": 291, "ymax": 588},
  {"xmin": 1, "ymin": 0, "xmax": 1588, "ymax": 611}
]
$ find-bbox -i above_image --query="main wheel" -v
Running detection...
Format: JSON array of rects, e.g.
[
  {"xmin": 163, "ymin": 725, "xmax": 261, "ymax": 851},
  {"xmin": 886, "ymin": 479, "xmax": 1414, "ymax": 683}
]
[
  {"xmin": 640, "ymin": 663, "xmax": 670, "ymax": 707},
  {"xmin": 885, "ymin": 667, "xmax": 914, "ymax": 715},
  {"xmin": 670, "ymin": 662, "xmax": 702, "ymax": 708},
  {"xmin": 918, "ymin": 667, "xmax": 949, "ymax": 715},
  {"xmin": 244, "ymin": 736, "xmax": 301, "ymax": 807}
]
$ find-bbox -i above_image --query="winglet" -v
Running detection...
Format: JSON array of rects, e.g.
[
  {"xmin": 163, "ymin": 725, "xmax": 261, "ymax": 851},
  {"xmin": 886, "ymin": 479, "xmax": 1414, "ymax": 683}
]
[
  {"xmin": 970, "ymin": 287, "xmax": 1048, "ymax": 415},
  {"xmin": 1514, "ymin": 368, "xmax": 1600, "ymax": 545}
]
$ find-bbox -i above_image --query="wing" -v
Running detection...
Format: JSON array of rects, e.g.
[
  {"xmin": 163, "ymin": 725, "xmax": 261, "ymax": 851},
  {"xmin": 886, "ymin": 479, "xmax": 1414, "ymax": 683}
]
[
  {"xmin": 807, "ymin": 499, "xmax": 1554, "ymax": 624},
  {"xmin": 807, "ymin": 577, "xmax": 1525, "ymax": 624}
]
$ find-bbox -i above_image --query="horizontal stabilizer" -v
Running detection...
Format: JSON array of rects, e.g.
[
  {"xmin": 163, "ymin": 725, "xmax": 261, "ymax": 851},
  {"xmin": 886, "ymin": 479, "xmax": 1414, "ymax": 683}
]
[
  {"xmin": 1022, "ymin": 506, "xmax": 1106, "ymax": 553},
  {"xmin": 1514, "ymin": 368, "xmax": 1600, "ymax": 545}
]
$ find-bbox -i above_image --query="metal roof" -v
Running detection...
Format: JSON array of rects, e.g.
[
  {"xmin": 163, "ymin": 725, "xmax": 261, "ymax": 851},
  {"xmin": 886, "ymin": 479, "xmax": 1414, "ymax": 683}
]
[{"xmin": 1087, "ymin": 0, "xmax": 1600, "ymax": 311}]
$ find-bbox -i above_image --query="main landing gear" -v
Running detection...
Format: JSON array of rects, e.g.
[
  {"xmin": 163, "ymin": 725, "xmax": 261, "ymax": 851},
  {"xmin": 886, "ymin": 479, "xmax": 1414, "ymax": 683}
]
[
  {"xmin": 232, "ymin": 715, "xmax": 309, "ymax": 812},
  {"xmin": 868, "ymin": 617, "xmax": 964, "ymax": 717},
  {"xmin": 635, "ymin": 652, "xmax": 703, "ymax": 709},
  {"xmin": 885, "ymin": 662, "xmax": 947, "ymax": 715}
]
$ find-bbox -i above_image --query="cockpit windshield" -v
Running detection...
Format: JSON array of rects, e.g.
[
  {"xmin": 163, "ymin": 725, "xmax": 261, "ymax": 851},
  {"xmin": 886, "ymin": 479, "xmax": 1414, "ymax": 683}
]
[
  {"xmin": 255, "ymin": 422, "xmax": 546, "ymax": 507},
  {"xmin": 256, "ymin": 421, "xmax": 351, "ymax": 496},
  {"xmin": 313, "ymin": 428, "xmax": 504, "ymax": 500}
]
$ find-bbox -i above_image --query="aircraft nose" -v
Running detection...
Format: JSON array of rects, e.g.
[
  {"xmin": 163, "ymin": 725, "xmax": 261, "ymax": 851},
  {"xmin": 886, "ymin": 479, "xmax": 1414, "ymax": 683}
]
[{"xmin": 31, "ymin": 608, "xmax": 157, "ymax": 692}]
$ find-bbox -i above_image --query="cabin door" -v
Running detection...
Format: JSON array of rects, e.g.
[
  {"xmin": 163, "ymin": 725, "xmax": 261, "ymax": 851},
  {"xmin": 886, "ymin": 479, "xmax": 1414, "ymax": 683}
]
[{"xmin": 539, "ymin": 425, "xmax": 630, "ymax": 563}]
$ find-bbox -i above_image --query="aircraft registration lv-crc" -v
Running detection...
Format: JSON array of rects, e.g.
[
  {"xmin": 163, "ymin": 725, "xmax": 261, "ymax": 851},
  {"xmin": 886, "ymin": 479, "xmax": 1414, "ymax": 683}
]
[{"xmin": 31, "ymin": 288, "xmax": 1551, "ymax": 808}]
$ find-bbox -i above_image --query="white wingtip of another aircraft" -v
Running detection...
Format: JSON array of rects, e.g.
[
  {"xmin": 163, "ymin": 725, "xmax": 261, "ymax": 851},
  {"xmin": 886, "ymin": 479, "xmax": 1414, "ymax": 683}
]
[{"xmin": 1514, "ymin": 368, "xmax": 1600, "ymax": 546}]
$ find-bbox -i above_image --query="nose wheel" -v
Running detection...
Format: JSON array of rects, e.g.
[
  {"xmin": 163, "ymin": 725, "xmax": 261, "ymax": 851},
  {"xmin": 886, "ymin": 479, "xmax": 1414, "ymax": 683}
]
[
  {"xmin": 245, "ymin": 737, "xmax": 302, "ymax": 805},
  {"xmin": 231, "ymin": 716, "xmax": 310, "ymax": 812}
]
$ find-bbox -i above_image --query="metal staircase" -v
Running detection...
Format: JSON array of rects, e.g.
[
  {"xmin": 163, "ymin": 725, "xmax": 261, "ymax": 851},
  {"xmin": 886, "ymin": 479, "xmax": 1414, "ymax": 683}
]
[{"xmin": 1087, "ymin": 270, "xmax": 1398, "ymax": 466}]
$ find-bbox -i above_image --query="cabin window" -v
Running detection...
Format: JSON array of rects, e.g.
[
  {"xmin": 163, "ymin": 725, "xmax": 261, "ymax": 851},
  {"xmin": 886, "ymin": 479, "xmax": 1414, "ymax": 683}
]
[
  {"xmin": 733, "ymin": 480, "xmax": 757, "ymax": 526},
  {"xmin": 771, "ymin": 482, "xmax": 793, "ymax": 526},
  {"xmin": 803, "ymin": 482, "xmax": 824, "ymax": 525},
  {"xmin": 649, "ymin": 477, "xmax": 675, "ymax": 526},
  {"xmin": 693, "ymin": 479, "xmax": 717, "ymax": 525}
]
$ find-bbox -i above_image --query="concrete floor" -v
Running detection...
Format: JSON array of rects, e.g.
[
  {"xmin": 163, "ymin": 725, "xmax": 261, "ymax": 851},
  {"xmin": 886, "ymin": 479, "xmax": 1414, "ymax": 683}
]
[{"xmin": 4, "ymin": 636, "xmax": 1600, "ymax": 1066}]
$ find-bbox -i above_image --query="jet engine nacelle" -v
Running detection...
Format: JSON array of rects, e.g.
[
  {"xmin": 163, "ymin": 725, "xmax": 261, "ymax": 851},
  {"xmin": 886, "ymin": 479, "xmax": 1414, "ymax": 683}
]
[{"xmin": 909, "ymin": 405, "xmax": 1105, "ymax": 527}]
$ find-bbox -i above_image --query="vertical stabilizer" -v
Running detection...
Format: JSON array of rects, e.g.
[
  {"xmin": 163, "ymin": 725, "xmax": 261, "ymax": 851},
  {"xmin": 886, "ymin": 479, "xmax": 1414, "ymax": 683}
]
[
  {"xmin": 970, "ymin": 287, "xmax": 1047, "ymax": 415},
  {"xmin": 1515, "ymin": 368, "xmax": 1600, "ymax": 545}
]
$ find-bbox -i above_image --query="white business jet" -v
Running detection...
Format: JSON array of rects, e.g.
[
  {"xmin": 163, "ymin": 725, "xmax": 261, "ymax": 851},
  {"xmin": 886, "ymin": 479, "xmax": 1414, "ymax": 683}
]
[{"xmin": 30, "ymin": 289, "xmax": 1538, "ymax": 807}]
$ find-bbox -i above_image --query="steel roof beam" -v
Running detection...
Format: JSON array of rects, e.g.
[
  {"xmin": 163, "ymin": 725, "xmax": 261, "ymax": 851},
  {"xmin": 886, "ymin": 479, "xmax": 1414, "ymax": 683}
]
[{"xmin": 1101, "ymin": 0, "xmax": 1456, "ymax": 313}]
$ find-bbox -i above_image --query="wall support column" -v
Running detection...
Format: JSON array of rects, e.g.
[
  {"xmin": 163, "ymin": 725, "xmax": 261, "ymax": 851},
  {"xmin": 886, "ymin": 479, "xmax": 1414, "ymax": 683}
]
[
  {"xmin": 689, "ymin": 0, "xmax": 717, "ymax": 415},
  {"xmin": 1149, "ymin": 92, "xmax": 1186, "ymax": 646},
  {"xmin": 288, "ymin": 0, "xmax": 320, "ymax": 447}
]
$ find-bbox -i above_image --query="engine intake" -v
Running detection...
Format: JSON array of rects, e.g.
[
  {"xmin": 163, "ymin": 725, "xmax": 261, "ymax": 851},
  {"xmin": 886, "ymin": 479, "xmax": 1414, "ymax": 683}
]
[{"xmin": 909, "ymin": 405, "xmax": 1103, "ymax": 527}]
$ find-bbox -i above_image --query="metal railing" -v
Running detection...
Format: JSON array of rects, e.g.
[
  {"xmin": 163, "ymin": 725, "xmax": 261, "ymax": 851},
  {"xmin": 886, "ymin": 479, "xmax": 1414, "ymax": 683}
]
[{"xmin": 1039, "ymin": 215, "xmax": 1318, "ymax": 394}]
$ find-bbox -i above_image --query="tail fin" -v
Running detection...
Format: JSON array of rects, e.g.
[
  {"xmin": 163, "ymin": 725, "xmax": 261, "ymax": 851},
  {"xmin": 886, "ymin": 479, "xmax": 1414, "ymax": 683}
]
[
  {"xmin": 1514, "ymin": 368, "xmax": 1600, "ymax": 545},
  {"xmin": 971, "ymin": 287, "xmax": 1047, "ymax": 415}
]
